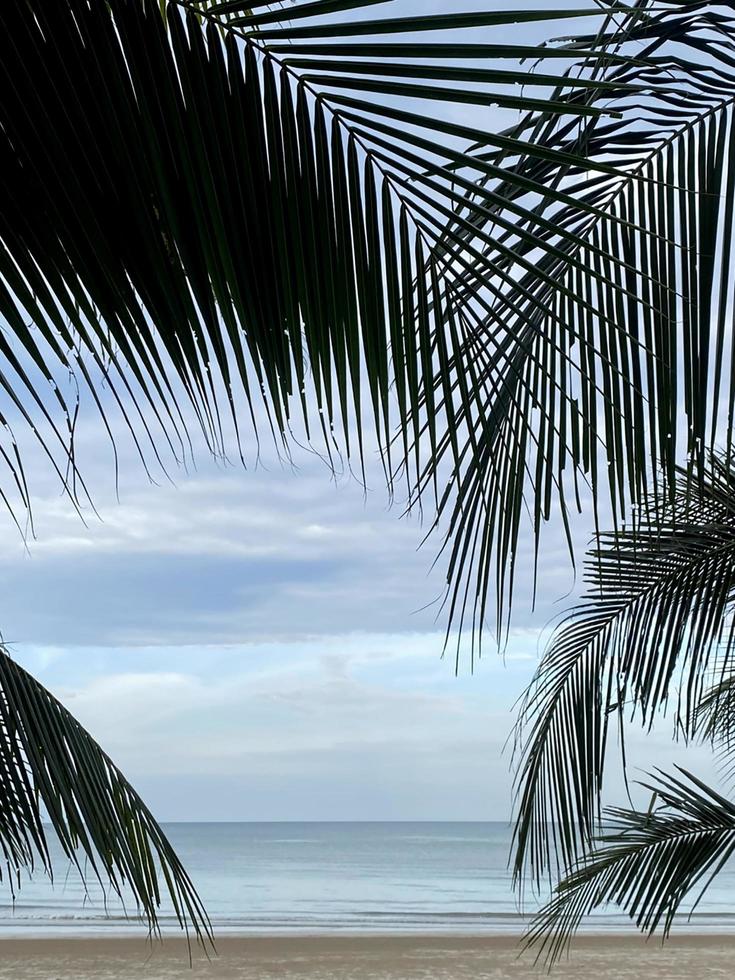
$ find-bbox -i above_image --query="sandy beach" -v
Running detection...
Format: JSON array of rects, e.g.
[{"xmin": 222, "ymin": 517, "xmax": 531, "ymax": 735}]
[{"xmin": 0, "ymin": 934, "xmax": 733, "ymax": 979}]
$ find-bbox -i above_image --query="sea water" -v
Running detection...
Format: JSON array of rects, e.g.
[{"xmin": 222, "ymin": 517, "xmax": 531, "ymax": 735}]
[{"xmin": 0, "ymin": 822, "xmax": 733, "ymax": 936}]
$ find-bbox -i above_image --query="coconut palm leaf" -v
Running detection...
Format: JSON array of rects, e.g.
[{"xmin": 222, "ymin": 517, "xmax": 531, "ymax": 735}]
[
  {"xmin": 9, "ymin": 1, "xmax": 735, "ymax": 652},
  {"xmin": 0, "ymin": 0, "xmax": 640, "ymax": 532},
  {"xmin": 513, "ymin": 455, "xmax": 735, "ymax": 885},
  {"xmin": 427, "ymin": 1, "xmax": 735, "ymax": 645},
  {"xmin": 7, "ymin": 0, "xmax": 735, "ymax": 934},
  {"xmin": 0, "ymin": 646, "xmax": 211, "ymax": 944},
  {"xmin": 525, "ymin": 768, "xmax": 735, "ymax": 966},
  {"xmin": 0, "ymin": 0, "xmax": 697, "ymax": 585}
]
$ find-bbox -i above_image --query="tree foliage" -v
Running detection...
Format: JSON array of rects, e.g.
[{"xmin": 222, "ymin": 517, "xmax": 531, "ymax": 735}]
[
  {"xmin": 517, "ymin": 457, "xmax": 735, "ymax": 963},
  {"xmin": 0, "ymin": 0, "xmax": 650, "ymax": 938},
  {"xmin": 4, "ymin": 0, "xmax": 735, "ymax": 946},
  {"xmin": 525, "ymin": 769, "xmax": 735, "ymax": 965}
]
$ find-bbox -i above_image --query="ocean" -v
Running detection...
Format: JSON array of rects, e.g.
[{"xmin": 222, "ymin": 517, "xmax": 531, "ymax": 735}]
[{"xmin": 1, "ymin": 822, "xmax": 733, "ymax": 937}]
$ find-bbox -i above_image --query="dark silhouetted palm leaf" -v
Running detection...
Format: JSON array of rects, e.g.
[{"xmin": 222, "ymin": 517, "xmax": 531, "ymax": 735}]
[
  {"xmin": 430, "ymin": 1, "xmax": 735, "ymax": 644},
  {"xmin": 0, "ymin": 0, "xmax": 634, "ymax": 534},
  {"xmin": 513, "ymin": 456, "xmax": 735, "ymax": 885},
  {"xmin": 1, "ymin": 0, "xmax": 654, "ymax": 936},
  {"xmin": 525, "ymin": 768, "xmax": 735, "ymax": 966},
  {"xmin": 4, "ymin": 0, "xmax": 726, "ymax": 648},
  {"xmin": 0, "ymin": 646, "xmax": 211, "ymax": 944}
]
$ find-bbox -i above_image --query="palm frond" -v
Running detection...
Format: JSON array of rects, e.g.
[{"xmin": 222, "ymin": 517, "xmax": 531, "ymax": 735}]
[
  {"xmin": 0, "ymin": 0, "xmax": 638, "ymax": 526},
  {"xmin": 0, "ymin": 0, "xmax": 662, "ymax": 931},
  {"xmin": 513, "ymin": 455, "xmax": 735, "ymax": 884},
  {"xmin": 0, "ymin": 646, "xmax": 211, "ymax": 944},
  {"xmin": 525, "ymin": 768, "xmax": 735, "ymax": 967},
  {"xmin": 427, "ymin": 1, "xmax": 735, "ymax": 646},
  {"xmin": 8, "ymin": 4, "xmax": 735, "ymax": 650},
  {"xmin": 0, "ymin": 0, "xmax": 694, "ymax": 605}
]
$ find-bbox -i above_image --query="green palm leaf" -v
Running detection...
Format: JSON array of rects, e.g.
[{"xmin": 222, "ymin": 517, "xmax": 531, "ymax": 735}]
[
  {"xmin": 0, "ymin": 0, "xmax": 660, "ymax": 534},
  {"xmin": 7, "ymin": 0, "xmax": 735, "ymax": 935},
  {"xmin": 513, "ymin": 456, "xmax": 735, "ymax": 884},
  {"xmin": 429, "ymin": 1, "xmax": 735, "ymax": 644},
  {"xmin": 0, "ymin": 646, "xmax": 211, "ymax": 943},
  {"xmin": 9, "ymin": 0, "xmax": 732, "ymax": 653},
  {"xmin": 525, "ymin": 768, "xmax": 735, "ymax": 966}
]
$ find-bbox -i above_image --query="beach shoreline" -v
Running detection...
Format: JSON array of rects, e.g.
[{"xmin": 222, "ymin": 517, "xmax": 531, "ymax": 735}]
[{"xmin": 1, "ymin": 933, "xmax": 734, "ymax": 978}]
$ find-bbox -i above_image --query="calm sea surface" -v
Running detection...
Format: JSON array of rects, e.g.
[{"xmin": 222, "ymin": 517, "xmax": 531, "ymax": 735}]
[{"xmin": 1, "ymin": 822, "xmax": 733, "ymax": 936}]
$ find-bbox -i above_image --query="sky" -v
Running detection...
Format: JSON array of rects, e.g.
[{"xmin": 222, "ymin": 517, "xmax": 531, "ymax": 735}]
[
  {"xmin": 5, "ymin": 413, "xmax": 549, "ymax": 822},
  {"xmin": 2, "ymin": 397, "xmax": 720, "ymax": 823},
  {"xmin": 0, "ymin": 0, "xmax": 723, "ymax": 825}
]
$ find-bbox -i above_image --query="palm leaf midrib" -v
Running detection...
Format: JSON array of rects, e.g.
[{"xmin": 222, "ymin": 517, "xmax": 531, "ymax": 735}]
[{"xmin": 488, "ymin": 83, "xmax": 735, "ymax": 324}]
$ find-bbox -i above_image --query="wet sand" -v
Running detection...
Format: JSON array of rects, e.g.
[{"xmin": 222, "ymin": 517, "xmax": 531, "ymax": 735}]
[{"xmin": 0, "ymin": 934, "xmax": 734, "ymax": 979}]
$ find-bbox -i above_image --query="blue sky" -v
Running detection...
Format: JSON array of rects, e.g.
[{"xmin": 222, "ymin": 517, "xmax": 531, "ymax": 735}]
[
  {"xmin": 3, "ymin": 404, "xmax": 719, "ymax": 822},
  {"xmin": 5, "ymin": 411, "xmax": 549, "ymax": 820},
  {"xmin": 0, "ymin": 0, "xmax": 722, "ymax": 823}
]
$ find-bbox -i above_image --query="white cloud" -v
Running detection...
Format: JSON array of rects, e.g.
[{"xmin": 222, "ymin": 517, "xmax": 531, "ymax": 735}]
[
  {"xmin": 14, "ymin": 632, "xmax": 532, "ymax": 820},
  {"xmin": 13, "ymin": 627, "xmax": 723, "ymax": 823}
]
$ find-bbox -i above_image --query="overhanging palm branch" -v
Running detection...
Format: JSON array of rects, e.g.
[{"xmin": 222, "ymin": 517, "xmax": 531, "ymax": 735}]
[
  {"xmin": 5, "ymin": 0, "xmax": 735, "ymax": 935},
  {"xmin": 6, "ymin": 2, "xmax": 734, "ymax": 643},
  {"xmin": 1, "ymin": 0, "xmax": 718, "ymax": 642},
  {"xmin": 0, "ymin": 0, "xmax": 638, "ymax": 532},
  {"xmin": 0, "ymin": 646, "xmax": 211, "ymax": 943},
  {"xmin": 513, "ymin": 456, "xmax": 735, "ymax": 885},
  {"xmin": 525, "ymin": 768, "xmax": 735, "ymax": 966},
  {"xmin": 429, "ymin": 1, "xmax": 735, "ymax": 644}
]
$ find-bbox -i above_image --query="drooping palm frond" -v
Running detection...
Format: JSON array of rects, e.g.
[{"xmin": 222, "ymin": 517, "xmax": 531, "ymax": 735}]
[
  {"xmin": 513, "ymin": 456, "xmax": 735, "ymax": 885},
  {"xmin": 426, "ymin": 1, "xmax": 735, "ymax": 645},
  {"xmin": 0, "ymin": 646, "xmax": 211, "ymax": 943},
  {"xmin": 8, "ymin": 0, "xmax": 735, "ymax": 929},
  {"xmin": 525, "ymin": 768, "xmax": 735, "ymax": 967},
  {"xmin": 0, "ymin": 0, "xmax": 641, "ymax": 533},
  {"xmin": 8, "ymin": 1, "xmax": 735, "ymax": 655}
]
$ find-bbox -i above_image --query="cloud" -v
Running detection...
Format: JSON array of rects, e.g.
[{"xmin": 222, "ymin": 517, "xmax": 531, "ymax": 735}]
[
  {"xmin": 0, "ymin": 426, "xmax": 590, "ymax": 648},
  {"xmin": 12, "ymin": 632, "xmax": 533, "ymax": 820},
  {"xmin": 11, "ymin": 628, "xmax": 725, "ymax": 822}
]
